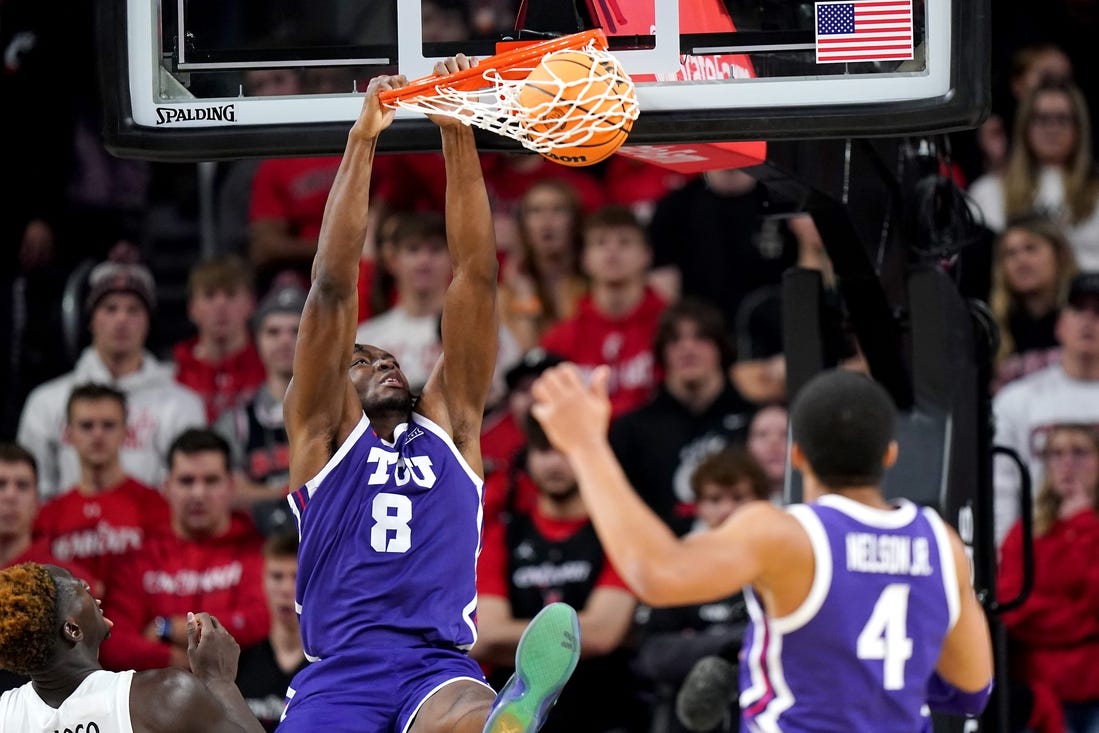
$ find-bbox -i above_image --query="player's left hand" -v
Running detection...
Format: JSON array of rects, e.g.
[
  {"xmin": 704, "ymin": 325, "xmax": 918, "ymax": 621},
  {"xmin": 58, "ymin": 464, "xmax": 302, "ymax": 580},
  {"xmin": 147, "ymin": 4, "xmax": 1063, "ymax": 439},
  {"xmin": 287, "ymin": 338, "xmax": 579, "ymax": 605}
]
[
  {"xmin": 531, "ymin": 363, "xmax": 612, "ymax": 457},
  {"xmin": 426, "ymin": 54, "xmax": 478, "ymax": 129}
]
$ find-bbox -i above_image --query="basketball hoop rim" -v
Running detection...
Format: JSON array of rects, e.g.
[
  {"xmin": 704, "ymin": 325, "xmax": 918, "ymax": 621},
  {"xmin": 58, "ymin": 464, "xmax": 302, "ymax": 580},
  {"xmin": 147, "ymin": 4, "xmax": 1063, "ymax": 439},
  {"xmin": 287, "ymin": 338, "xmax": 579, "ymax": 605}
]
[{"xmin": 377, "ymin": 29, "xmax": 610, "ymax": 106}]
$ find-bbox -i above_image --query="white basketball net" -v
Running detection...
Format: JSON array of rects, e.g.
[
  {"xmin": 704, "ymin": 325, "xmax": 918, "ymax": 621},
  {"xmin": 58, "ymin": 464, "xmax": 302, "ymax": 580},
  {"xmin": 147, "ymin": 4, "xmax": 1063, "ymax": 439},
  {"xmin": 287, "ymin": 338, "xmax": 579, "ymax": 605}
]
[{"xmin": 389, "ymin": 43, "xmax": 640, "ymax": 154}]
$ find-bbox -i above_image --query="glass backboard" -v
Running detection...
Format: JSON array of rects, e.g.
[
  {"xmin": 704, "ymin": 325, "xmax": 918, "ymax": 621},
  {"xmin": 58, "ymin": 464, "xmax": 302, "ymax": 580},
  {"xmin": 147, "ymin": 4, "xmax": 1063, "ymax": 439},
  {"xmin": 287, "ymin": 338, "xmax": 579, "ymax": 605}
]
[{"xmin": 98, "ymin": 0, "xmax": 989, "ymax": 161}]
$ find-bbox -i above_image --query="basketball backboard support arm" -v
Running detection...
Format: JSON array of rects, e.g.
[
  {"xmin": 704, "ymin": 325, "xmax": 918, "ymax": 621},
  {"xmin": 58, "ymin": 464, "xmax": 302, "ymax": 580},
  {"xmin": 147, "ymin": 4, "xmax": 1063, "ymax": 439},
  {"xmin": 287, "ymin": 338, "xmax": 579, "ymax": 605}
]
[
  {"xmin": 750, "ymin": 138, "xmax": 914, "ymax": 410},
  {"xmin": 768, "ymin": 136, "xmax": 1008, "ymax": 732},
  {"xmin": 98, "ymin": 0, "xmax": 990, "ymax": 161}
]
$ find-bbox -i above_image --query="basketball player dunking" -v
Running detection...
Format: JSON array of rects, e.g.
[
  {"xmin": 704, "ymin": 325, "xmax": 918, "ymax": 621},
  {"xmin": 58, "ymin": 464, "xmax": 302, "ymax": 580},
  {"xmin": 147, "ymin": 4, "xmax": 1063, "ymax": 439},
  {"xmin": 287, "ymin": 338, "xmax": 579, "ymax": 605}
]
[
  {"xmin": 278, "ymin": 59, "xmax": 579, "ymax": 733},
  {"xmin": 531, "ymin": 365, "xmax": 995, "ymax": 731}
]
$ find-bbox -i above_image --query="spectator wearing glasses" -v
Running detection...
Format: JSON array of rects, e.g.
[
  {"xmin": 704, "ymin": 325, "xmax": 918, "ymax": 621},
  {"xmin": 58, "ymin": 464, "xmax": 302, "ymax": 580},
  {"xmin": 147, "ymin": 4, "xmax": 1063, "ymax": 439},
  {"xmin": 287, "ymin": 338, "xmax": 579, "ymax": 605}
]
[
  {"xmin": 968, "ymin": 80, "xmax": 1099, "ymax": 270},
  {"xmin": 969, "ymin": 42, "xmax": 1073, "ymax": 181},
  {"xmin": 997, "ymin": 423, "xmax": 1099, "ymax": 733}
]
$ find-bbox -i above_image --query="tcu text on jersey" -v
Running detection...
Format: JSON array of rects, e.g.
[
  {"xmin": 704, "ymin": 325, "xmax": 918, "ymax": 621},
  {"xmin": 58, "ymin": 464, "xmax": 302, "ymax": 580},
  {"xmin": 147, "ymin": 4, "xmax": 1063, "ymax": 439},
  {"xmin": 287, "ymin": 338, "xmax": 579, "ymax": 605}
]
[{"xmin": 365, "ymin": 445, "xmax": 437, "ymax": 489}]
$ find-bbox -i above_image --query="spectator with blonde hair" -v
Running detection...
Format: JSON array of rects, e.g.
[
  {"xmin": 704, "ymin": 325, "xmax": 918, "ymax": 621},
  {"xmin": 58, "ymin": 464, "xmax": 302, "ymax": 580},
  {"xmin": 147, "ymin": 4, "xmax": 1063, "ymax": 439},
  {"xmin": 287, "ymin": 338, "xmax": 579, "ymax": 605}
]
[
  {"xmin": 997, "ymin": 423, "xmax": 1099, "ymax": 733},
  {"xmin": 971, "ymin": 42, "xmax": 1073, "ymax": 178},
  {"xmin": 989, "ymin": 214, "xmax": 1078, "ymax": 392},
  {"xmin": 969, "ymin": 80, "xmax": 1099, "ymax": 270},
  {"xmin": 499, "ymin": 179, "xmax": 588, "ymax": 351}
]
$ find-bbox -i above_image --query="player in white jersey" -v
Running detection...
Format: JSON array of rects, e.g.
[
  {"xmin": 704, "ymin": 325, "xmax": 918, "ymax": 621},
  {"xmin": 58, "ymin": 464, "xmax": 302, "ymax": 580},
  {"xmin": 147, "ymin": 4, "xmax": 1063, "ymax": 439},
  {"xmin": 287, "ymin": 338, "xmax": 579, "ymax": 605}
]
[
  {"xmin": 532, "ymin": 365, "xmax": 997, "ymax": 731},
  {"xmin": 0, "ymin": 563, "xmax": 264, "ymax": 733}
]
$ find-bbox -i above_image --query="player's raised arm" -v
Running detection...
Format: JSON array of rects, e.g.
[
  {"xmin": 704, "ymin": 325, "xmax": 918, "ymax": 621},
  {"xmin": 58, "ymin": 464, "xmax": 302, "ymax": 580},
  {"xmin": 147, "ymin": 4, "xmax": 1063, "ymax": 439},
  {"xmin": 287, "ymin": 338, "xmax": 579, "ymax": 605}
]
[
  {"xmin": 531, "ymin": 364, "xmax": 793, "ymax": 606},
  {"xmin": 284, "ymin": 74, "xmax": 405, "ymax": 487},
  {"xmin": 417, "ymin": 55, "xmax": 499, "ymax": 467}
]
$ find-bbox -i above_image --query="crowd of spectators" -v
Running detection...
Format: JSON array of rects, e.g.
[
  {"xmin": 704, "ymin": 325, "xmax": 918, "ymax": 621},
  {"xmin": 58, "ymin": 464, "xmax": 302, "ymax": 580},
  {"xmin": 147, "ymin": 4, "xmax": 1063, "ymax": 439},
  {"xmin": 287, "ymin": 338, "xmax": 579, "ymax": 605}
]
[{"xmin": 3, "ymin": 0, "xmax": 1099, "ymax": 730}]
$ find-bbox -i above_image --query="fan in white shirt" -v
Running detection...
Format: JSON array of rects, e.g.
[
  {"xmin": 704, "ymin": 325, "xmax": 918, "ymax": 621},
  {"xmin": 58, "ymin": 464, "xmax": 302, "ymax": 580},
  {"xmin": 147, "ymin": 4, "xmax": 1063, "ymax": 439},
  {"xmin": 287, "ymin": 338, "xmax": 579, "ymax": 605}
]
[{"xmin": 967, "ymin": 80, "xmax": 1099, "ymax": 270}]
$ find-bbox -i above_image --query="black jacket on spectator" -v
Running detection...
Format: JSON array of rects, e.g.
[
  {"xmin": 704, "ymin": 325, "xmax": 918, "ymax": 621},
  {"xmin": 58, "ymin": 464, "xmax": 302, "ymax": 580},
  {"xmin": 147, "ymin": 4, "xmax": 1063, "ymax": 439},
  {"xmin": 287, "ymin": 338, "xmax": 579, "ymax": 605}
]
[
  {"xmin": 236, "ymin": 638, "xmax": 307, "ymax": 733},
  {"xmin": 649, "ymin": 178, "xmax": 799, "ymax": 329},
  {"xmin": 609, "ymin": 385, "xmax": 755, "ymax": 536},
  {"xmin": 633, "ymin": 594, "xmax": 748, "ymax": 733},
  {"xmin": 490, "ymin": 512, "xmax": 643, "ymax": 733}
]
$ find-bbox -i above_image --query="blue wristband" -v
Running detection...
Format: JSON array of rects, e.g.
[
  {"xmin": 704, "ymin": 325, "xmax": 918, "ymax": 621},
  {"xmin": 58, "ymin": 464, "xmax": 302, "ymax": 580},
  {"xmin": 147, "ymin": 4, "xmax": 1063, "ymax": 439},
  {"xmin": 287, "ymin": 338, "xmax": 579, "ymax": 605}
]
[{"xmin": 927, "ymin": 672, "xmax": 993, "ymax": 716}]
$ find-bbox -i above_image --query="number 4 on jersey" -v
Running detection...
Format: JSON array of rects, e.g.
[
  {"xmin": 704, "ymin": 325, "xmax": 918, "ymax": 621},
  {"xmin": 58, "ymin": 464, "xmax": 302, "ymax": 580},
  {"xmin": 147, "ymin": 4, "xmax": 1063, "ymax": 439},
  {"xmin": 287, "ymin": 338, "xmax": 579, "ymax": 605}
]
[{"xmin": 857, "ymin": 583, "xmax": 914, "ymax": 690}]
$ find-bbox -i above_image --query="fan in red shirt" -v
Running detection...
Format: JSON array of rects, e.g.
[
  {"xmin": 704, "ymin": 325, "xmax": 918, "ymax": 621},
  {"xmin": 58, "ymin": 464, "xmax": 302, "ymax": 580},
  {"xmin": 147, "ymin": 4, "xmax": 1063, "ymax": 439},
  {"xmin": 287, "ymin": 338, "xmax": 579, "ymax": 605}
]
[
  {"xmin": 34, "ymin": 384, "xmax": 169, "ymax": 583},
  {"xmin": 540, "ymin": 205, "xmax": 666, "ymax": 417},
  {"xmin": 99, "ymin": 429, "xmax": 268, "ymax": 672},
  {"xmin": 0, "ymin": 442, "xmax": 101, "ymax": 693},
  {"xmin": 998, "ymin": 423, "xmax": 1099, "ymax": 733},
  {"xmin": 0, "ymin": 443, "xmax": 100, "ymax": 589},
  {"xmin": 248, "ymin": 155, "xmax": 343, "ymax": 292},
  {"xmin": 173, "ymin": 254, "xmax": 266, "ymax": 423}
]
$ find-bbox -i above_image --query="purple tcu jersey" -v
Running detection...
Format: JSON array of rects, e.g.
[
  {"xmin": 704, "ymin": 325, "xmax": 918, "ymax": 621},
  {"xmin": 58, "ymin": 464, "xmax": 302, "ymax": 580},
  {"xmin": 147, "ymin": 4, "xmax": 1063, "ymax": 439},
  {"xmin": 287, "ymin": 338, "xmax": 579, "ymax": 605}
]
[
  {"xmin": 287, "ymin": 411, "xmax": 484, "ymax": 661},
  {"xmin": 739, "ymin": 494, "xmax": 960, "ymax": 733}
]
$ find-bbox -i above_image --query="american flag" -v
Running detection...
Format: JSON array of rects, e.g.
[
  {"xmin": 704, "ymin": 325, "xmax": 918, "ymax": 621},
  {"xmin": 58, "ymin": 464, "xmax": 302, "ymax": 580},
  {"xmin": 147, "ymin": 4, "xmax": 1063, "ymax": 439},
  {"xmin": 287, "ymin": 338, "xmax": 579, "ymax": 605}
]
[{"xmin": 815, "ymin": 1, "xmax": 913, "ymax": 64}]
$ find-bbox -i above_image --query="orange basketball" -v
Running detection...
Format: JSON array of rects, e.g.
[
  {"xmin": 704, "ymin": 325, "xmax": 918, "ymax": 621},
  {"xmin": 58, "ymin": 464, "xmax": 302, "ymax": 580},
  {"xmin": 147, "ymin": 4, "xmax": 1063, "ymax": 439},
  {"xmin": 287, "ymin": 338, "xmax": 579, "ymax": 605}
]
[{"xmin": 517, "ymin": 49, "xmax": 637, "ymax": 167}]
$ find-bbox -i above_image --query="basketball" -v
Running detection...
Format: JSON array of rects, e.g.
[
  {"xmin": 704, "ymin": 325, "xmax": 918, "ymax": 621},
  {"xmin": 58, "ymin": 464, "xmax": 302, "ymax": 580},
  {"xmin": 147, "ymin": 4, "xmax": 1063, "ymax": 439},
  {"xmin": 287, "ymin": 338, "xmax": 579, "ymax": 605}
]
[{"xmin": 517, "ymin": 49, "xmax": 638, "ymax": 167}]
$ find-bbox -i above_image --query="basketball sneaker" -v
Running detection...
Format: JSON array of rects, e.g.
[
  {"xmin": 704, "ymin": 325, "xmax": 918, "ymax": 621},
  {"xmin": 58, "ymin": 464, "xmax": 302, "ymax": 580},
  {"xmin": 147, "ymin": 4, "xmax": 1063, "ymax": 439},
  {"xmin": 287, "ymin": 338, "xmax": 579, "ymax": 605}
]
[{"xmin": 482, "ymin": 602, "xmax": 581, "ymax": 733}]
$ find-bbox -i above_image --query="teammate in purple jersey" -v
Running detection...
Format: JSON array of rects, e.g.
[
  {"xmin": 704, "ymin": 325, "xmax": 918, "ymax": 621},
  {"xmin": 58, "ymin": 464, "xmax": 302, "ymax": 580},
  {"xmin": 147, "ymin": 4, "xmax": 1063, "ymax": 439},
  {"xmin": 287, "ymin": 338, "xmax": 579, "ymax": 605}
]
[
  {"xmin": 531, "ymin": 365, "xmax": 995, "ymax": 732},
  {"xmin": 279, "ymin": 57, "xmax": 579, "ymax": 733}
]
